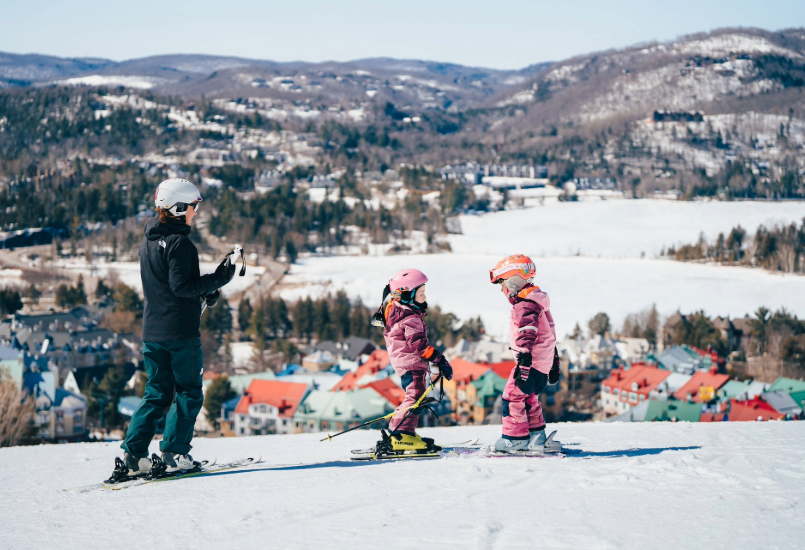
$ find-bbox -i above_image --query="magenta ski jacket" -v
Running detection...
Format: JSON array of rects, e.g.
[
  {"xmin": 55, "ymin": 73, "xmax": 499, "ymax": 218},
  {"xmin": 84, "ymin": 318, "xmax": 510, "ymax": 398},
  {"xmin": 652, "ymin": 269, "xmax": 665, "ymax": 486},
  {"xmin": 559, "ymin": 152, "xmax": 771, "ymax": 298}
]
[
  {"xmin": 508, "ymin": 286, "xmax": 557, "ymax": 374},
  {"xmin": 384, "ymin": 302, "xmax": 432, "ymax": 375}
]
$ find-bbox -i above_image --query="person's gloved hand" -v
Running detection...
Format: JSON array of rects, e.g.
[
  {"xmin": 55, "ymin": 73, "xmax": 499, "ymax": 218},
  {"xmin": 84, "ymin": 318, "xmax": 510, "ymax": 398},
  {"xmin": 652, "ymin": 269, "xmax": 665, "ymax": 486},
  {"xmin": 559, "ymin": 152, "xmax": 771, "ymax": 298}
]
[
  {"xmin": 214, "ymin": 254, "xmax": 237, "ymax": 287},
  {"xmin": 549, "ymin": 348, "xmax": 560, "ymax": 385},
  {"xmin": 436, "ymin": 356, "xmax": 453, "ymax": 381},
  {"xmin": 514, "ymin": 351, "xmax": 533, "ymax": 391},
  {"xmin": 204, "ymin": 289, "xmax": 220, "ymax": 309}
]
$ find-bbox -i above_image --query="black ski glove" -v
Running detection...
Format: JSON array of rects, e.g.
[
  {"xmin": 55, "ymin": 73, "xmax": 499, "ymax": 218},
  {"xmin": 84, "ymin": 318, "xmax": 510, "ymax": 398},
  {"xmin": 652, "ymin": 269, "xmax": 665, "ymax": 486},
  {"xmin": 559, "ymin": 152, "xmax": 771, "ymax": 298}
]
[
  {"xmin": 514, "ymin": 351, "xmax": 533, "ymax": 392},
  {"xmin": 214, "ymin": 254, "xmax": 237, "ymax": 288},
  {"xmin": 437, "ymin": 356, "xmax": 453, "ymax": 381},
  {"xmin": 204, "ymin": 290, "xmax": 220, "ymax": 309},
  {"xmin": 549, "ymin": 347, "xmax": 560, "ymax": 385}
]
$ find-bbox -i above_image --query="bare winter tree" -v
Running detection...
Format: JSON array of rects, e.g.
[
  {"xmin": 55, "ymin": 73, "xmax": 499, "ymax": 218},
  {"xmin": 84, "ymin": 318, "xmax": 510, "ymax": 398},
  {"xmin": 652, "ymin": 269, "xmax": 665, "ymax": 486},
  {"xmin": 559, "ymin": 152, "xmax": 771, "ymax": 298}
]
[{"xmin": 0, "ymin": 375, "xmax": 35, "ymax": 448}]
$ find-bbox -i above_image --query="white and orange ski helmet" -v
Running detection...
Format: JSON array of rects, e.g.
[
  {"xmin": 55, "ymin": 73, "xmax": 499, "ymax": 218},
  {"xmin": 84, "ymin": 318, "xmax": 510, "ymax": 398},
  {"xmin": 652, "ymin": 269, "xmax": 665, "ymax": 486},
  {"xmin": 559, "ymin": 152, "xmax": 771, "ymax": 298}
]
[{"xmin": 489, "ymin": 254, "xmax": 536, "ymax": 297}]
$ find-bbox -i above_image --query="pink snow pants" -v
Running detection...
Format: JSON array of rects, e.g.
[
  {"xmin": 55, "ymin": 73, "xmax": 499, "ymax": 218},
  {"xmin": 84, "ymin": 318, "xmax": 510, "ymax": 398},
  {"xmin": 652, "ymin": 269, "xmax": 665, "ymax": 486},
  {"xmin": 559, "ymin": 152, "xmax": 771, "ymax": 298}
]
[
  {"xmin": 389, "ymin": 370, "xmax": 427, "ymax": 433},
  {"xmin": 501, "ymin": 371, "xmax": 546, "ymax": 438}
]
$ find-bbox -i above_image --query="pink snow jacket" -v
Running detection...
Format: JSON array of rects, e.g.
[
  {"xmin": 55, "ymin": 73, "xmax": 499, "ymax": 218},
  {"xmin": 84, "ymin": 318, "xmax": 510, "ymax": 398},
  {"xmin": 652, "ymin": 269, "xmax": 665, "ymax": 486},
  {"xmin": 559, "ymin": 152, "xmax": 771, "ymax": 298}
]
[
  {"xmin": 384, "ymin": 302, "xmax": 433, "ymax": 375},
  {"xmin": 508, "ymin": 285, "xmax": 557, "ymax": 374}
]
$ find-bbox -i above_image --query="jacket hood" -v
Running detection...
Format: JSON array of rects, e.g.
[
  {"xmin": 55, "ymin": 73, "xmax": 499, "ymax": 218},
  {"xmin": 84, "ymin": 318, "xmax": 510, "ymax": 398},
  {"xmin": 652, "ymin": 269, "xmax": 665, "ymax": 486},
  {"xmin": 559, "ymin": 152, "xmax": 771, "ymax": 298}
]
[
  {"xmin": 144, "ymin": 217, "xmax": 191, "ymax": 241},
  {"xmin": 509, "ymin": 285, "xmax": 550, "ymax": 309}
]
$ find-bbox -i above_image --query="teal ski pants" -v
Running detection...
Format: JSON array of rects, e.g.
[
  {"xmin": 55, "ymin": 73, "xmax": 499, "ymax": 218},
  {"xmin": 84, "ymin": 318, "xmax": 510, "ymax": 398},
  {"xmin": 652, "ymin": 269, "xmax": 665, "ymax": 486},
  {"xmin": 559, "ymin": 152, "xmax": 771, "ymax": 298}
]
[{"xmin": 121, "ymin": 337, "xmax": 203, "ymax": 458}]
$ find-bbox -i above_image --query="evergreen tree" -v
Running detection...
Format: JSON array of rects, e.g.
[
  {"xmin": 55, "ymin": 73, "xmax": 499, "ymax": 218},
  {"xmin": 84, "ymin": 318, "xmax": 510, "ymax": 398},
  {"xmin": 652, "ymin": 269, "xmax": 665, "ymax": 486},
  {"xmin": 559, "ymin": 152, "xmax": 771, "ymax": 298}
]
[
  {"xmin": 203, "ymin": 376, "xmax": 236, "ymax": 431},
  {"xmin": 201, "ymin": 298, "xmax": 233, "ymax": 342},
  {"xmin": 238, "ymin": 297, "xmax": 253, "ymax": 333},
  {"xmin": 588, "ymin": 312, "xmax": 612, "ymax": 337},
  {"xmin": 314, "ymin": 300, "xmax": 335, "ymax": 341},
  {"xmin": 293, "ymin": 297, "xmax": 315, "ymax": 342},
  {"xmin": 23, "ymin": 284, "xmax": 41, "ymax": 306},
  {"xmin": 95, "ymin": 279, "xmax": 111, "ymax": 299},
  {"xmin": 332, "ymin": 291, "xmax": 352, "ymax": 339},
  {"xmin": 73, "ymin": 274, "xmax": 87, "ymax": 306},
  {"xmin": 97, "ymin": 366, "xmax": 128, "ymax": 427},
  {"xmin": 113, "ymin": 283, "xmax": 142, "ymax": 315},
  {"xmin": 0, "ymin": 289, "xmax": 23, "ymax": 315}
]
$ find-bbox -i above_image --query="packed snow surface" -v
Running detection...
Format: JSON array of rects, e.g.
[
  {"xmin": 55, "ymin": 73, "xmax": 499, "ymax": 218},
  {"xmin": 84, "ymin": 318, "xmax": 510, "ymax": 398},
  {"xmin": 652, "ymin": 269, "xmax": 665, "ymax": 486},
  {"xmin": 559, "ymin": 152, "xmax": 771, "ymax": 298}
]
[{"xmin": 2, "ymin": 422, "xmax": 803, "ymax": 549}]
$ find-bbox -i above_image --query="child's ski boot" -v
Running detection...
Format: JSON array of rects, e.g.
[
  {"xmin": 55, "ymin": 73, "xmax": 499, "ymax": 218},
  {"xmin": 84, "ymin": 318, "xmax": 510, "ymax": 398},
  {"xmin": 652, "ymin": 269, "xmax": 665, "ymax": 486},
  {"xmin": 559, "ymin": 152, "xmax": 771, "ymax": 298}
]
[
  {"xmin": 374, "ymin": 430, "xmax": 442, "ymax": 457},
  {"xmin": 529, "ymin": 429, "xmax": 562, "ymax": 453},
  {"xmin": 493, "ymin": 436, "xmax": 532, "ymax": 453},
  {"xmin": 390, "ymin": 432, "xmax": 441, "ymax": 453}
]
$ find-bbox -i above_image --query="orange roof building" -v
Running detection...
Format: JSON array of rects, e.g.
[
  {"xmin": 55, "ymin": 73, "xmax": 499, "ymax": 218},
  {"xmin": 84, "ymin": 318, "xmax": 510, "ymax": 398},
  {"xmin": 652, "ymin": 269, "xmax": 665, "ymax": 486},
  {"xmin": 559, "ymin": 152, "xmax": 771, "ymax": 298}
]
[{"xmin": 331, "ymin": 349, "xmax": 390, "ymax": 392}]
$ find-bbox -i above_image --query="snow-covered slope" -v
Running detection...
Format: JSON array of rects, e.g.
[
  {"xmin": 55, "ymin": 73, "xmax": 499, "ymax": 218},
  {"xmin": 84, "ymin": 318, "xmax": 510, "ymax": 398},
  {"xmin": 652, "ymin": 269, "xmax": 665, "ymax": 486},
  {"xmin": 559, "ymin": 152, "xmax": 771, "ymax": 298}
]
[
  {"xmin": 2, "ymin": 422, "xmax": 803, "ymax": 549},
  {"xmin": 279, "ymin": 200, "xmax": 805, "ymax": 337},
  {"xmin": 280, "ymin": 254, "xmax": 805, "ymax": 339}
]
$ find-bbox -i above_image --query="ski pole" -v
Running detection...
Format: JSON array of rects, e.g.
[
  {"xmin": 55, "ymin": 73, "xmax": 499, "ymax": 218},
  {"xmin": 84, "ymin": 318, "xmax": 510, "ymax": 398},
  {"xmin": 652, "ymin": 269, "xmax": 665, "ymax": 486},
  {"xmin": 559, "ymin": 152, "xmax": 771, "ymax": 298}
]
[{"xmin": 320, "ymin": 373, "xmax": 444, "ymax": 442}]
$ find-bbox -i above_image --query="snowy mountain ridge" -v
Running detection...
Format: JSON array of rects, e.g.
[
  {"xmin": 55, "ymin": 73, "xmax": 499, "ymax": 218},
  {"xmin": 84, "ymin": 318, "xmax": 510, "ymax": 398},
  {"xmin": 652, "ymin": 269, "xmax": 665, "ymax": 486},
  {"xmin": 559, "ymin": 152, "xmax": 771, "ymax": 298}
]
[
  {"xmin": 2, "ymin": 422, "xmax": 803, "ymax": 549},
  {"xmin": 494, "ymin": 28, "xmax": 805, "ymax": 122}
]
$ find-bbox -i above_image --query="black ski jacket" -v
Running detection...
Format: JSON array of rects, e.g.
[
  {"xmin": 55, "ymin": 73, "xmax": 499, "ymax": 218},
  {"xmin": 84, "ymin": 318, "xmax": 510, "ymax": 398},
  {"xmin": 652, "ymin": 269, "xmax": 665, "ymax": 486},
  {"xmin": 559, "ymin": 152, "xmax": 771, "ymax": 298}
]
[{"xmin": 139, "ymin": 217, "xmax": 222, "ymax": 342}]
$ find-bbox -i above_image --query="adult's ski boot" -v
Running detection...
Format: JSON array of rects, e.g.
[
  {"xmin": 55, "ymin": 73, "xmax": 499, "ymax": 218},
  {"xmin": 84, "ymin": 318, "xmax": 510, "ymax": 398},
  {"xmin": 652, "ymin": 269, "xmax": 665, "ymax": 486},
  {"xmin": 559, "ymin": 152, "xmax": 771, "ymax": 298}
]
[
  {"xmin": 106, "ymin": 453, "xmax": 152, "ymax": 483},
  {"xmin": 161, "ymin": 452, "xmax": 201, "ymax": 474}
]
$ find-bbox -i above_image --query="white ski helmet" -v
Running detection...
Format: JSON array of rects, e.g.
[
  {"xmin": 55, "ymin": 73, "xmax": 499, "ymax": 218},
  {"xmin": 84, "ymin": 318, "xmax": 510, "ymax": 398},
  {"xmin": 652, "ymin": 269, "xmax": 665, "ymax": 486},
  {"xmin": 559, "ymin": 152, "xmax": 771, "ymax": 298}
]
[{"xmin": 154, "ymin": 178, "xmax": 203, "ymax": 217}]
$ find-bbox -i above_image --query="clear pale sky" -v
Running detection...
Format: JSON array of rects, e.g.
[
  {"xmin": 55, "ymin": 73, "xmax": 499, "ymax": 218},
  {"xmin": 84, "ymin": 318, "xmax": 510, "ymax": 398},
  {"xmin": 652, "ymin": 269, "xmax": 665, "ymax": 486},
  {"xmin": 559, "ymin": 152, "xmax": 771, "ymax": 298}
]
[{"xmin": 3, "ymin": 0, "xmax": 805, "ymax": 69}]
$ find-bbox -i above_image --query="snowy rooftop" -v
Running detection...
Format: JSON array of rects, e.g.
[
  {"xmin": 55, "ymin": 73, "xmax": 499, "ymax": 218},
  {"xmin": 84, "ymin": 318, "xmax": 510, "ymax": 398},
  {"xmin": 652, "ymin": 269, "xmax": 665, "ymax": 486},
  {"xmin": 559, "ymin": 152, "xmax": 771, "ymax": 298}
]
[{"xmin": 3, "ymin": 422, "xmax": 803, "ymax": 549}]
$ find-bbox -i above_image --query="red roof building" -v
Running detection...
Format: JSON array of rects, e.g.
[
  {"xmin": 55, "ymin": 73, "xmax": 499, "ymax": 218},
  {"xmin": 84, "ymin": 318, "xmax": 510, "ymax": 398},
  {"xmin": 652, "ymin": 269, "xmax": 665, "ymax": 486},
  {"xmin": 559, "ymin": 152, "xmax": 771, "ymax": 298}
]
[
  {"xmin": 234, "ymin": 379, "xmax": 309, "ymax": 418},
  {"xmin": 600, "ymin": 363, "xmax": 672, "ymax": 416},
  {"xmin": 360, "ymin": 378, "xmax": 406, "ymax": 407},
  {"xmin": 449, "ymin": 358, "xmax": 492, "ymax": 385},
  {"xmin": 487, "ymin": 361, "xmax": 515, "ymax": 380},
  {"xmin": 672, "ymin": 368, "xmax": 730, "ymax": 402},
  {"xmin": 727, "ymin": 398, "xmax": 782, "ymax": 422},
  {"xmin": 331, "ymin": 349, "xmax": 390, "ymax": 392}
]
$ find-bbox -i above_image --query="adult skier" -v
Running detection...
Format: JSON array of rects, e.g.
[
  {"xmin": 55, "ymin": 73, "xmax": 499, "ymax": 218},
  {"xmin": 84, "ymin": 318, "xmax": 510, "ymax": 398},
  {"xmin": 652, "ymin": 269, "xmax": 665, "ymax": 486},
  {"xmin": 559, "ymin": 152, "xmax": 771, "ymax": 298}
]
[
  {"xmin": 114, "ymin": 178, "xmax": 236, "ymax": 479},
  {"xmin": 489, "ymin": 255, "xmax": 561, "ymax": 453},
  {"xmin": 377, "ymin": 269, "xmax": 452, "ymax": 454}
]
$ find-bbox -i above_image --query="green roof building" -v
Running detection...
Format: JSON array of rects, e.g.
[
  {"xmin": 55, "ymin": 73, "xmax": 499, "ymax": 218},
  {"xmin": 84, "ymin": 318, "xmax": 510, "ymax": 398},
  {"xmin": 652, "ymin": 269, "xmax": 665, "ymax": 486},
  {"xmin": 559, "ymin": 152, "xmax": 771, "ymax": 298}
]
[
  {"xmin": 293, "ymin": 388, "xmax": 394, "ymax": 432},
  {"xmin": 767, "ymin": 377, "xmax": 805, "ymax": 395},
  {"xmin": 644, "ymin": 399, "xmax": 701, "ymax": 422}
]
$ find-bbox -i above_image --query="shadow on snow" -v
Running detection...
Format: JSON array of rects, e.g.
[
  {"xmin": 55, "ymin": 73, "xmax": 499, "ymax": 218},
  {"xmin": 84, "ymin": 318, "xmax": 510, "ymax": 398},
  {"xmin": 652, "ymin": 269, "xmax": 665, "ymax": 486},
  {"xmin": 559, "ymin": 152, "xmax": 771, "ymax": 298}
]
[{"xmin": 569, "ymin": 445, "xmax": 701, "ymax": 458}]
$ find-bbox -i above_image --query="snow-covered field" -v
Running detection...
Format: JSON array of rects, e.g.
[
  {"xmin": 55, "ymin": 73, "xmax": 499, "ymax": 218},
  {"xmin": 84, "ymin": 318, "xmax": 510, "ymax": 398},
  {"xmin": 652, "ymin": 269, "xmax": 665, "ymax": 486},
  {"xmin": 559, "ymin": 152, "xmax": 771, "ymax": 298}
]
[
  {"xmin": 2, "ymin": 422, "xmax": 803, "ymax": 549},
  {"xmin": 280, "ymin": 254, "xmax": 805, "ymax": 339},
  {"xmin": 449, "ymin": 200, "xmax": 805, "ymax": 258},
  {"xmin": 279, "ymin": 200, "xmax": 805, "ymax": 337}
]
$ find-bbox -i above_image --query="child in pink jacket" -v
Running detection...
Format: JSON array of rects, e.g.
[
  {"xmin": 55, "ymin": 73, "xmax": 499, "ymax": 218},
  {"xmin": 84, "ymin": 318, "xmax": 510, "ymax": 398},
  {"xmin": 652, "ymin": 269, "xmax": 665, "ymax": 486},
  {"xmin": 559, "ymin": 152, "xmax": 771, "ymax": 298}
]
[
  {"xmin": 373, "ymin": 268, "xmax": 452, "ymax": 453},
  {"xmin": 489, "ymin": 255, "xmax": 561, "ymax": 453}
]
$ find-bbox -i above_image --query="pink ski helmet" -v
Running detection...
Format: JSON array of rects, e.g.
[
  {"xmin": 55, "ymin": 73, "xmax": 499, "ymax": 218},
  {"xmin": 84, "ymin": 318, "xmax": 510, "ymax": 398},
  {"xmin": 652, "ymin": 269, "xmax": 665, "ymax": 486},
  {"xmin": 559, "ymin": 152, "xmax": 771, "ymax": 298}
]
[{"xmin": 388, "ymin": 268, "xmax": 428, "ymax": 304}]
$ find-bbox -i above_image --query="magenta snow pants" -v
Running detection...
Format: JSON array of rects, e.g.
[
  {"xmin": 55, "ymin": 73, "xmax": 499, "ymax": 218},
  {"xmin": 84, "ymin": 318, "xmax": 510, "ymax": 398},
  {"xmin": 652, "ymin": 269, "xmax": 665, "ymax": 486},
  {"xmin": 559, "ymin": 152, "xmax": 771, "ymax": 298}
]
[
  {"xmin": 502, "ymin": 369, "xmax": 547, "ymax": 438},
  {"xmin": 389, "ymin": 371, "xmax": 427, "ymax": 434}
]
